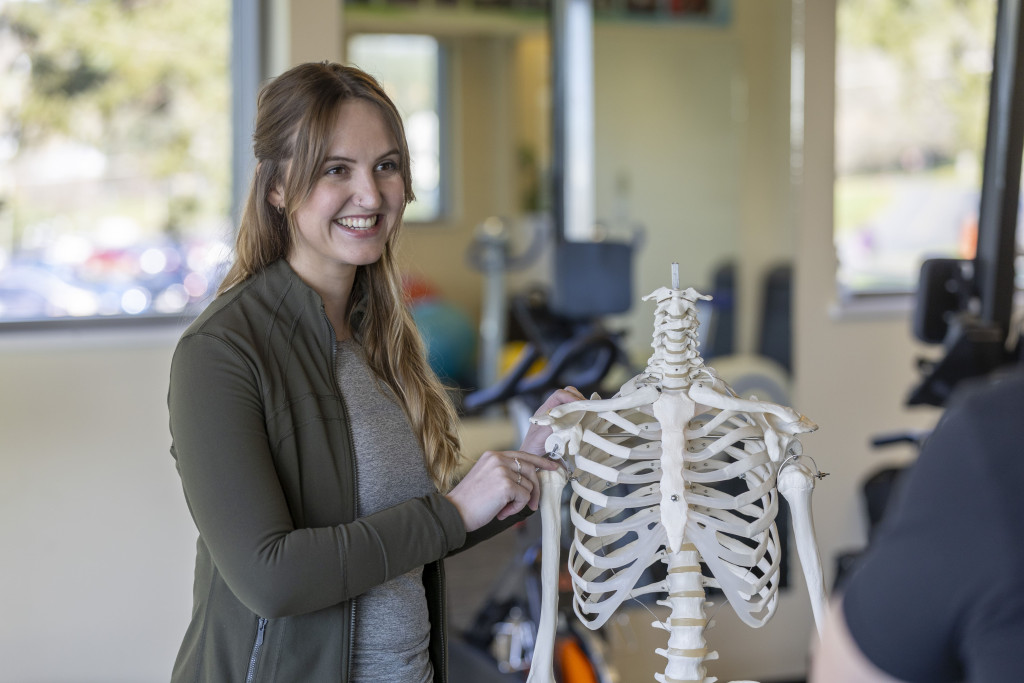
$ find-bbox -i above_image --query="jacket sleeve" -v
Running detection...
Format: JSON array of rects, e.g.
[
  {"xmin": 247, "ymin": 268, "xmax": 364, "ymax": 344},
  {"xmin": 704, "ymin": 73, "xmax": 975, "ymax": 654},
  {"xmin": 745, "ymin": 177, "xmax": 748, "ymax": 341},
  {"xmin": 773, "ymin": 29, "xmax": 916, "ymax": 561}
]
[
  {"xmin": 168, "ymin": 331, "xmax": 468, "ymax": 619},
  {"xmin": 454, "ymin": 507, "xmax": 534, "ymax": 556}
]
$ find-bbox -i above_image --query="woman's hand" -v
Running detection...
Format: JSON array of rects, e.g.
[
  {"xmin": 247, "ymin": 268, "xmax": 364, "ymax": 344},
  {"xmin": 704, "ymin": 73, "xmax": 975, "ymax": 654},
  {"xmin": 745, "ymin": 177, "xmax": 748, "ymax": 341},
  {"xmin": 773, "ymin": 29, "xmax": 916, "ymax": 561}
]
[
  {"xmin": 518, "ymin": 386, "xmax": 586, "ymax": 457},
  {"xmin": 445, "ymin": 450, "xmax": 560, "ymax": 532}
]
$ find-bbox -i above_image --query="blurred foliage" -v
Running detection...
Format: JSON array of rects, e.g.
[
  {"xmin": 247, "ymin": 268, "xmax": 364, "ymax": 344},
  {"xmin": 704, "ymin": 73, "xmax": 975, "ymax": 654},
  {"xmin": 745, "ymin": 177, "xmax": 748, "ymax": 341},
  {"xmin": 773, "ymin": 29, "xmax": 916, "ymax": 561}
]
[
  {"xmin": 0, "ymin": 0, "xmax": 230, "ymax": 224},
  {"xmin": 835, "ymin": 0, "xmax": 999, "ymax": 295},
  {"xmin": 837, "ymin": 0, "xmax": 996, "ymax": 167},
  {"xmin": 839, "ymin": 0, "xmax": 994, "ymax": 53}
]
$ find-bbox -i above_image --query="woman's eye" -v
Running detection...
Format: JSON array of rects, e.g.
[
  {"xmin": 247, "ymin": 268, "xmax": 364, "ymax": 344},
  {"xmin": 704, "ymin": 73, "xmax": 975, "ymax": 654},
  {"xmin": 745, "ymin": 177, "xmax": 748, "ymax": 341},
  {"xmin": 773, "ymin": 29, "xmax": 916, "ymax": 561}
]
[
  {"xmin": 326, "ymin": 165, "xmax": 347, "ymax": 176},
  {"xmin": 376, "ymin": 160, "xmax": 398, "ymax": 173}
]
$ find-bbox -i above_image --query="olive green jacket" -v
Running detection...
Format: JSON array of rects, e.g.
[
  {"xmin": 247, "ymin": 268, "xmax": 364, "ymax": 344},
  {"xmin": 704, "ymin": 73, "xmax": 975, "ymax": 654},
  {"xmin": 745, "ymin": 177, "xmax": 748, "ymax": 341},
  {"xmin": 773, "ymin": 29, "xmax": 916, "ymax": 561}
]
[{"xmin": 168, "ymin": 259, "xmax": 519, "ymax": 682}]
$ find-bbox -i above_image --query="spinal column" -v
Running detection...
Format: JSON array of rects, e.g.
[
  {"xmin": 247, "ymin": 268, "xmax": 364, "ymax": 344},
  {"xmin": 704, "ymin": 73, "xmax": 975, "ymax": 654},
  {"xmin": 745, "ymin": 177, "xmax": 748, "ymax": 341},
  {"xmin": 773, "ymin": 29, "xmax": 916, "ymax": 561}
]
[{"xmin": 529, "ymin": 266, "xmax": 824, "ymax": 683}]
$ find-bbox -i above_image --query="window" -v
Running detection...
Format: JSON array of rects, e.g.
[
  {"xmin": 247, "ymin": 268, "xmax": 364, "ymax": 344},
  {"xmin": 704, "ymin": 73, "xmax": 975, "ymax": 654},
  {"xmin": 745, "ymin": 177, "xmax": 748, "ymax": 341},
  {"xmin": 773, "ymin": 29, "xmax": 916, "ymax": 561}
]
[
  {"xmin": 347, "ymin": 34, "xmax": 444, "ymax": 222},
  {"xmin": 0, "ymin": 0, "xmax": 231, "ymax": 323},
  {"xmin": 834, "ymin": 0, "xmax": 1001, "ymax": 298}
]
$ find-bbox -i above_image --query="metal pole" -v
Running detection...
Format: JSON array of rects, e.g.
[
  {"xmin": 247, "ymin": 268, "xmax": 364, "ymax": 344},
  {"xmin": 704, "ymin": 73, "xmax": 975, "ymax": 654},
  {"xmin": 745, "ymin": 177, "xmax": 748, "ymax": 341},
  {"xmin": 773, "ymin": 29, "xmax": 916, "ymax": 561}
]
[
  {"xmin": 550, "ymin": 0, "xmax": 595, "ymax": 243},
  {"xmin": 231, "ymin": 0, "xmax": 264, "ymax": 228},
  {"xmin": 974, "ymin": 0, "xmax": 1024, "ymax": 335},
  {"xmin": 476, "ymin": 217, "xmax": 510, "ymax": 392}
]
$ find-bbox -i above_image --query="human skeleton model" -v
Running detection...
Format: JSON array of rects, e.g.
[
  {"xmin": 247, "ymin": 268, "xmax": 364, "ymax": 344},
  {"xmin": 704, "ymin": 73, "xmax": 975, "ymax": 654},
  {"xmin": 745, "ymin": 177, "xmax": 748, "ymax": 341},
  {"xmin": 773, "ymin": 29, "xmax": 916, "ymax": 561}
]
[{"xmin": 527, "ymin": 265, "xmax": 827, "ymax": 683}]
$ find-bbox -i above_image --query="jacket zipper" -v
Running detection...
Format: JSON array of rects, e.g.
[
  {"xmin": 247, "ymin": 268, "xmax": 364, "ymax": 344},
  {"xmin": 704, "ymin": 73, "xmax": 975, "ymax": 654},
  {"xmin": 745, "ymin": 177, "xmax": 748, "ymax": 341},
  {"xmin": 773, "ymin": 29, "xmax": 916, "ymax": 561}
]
[
  {"xmin": 438, "ymin": 562, "xmax": 448, "ymax": 683},
  {"xmin": 245, "ymin": 617, "xmax": 267, "ymax": 683},
  {"xmin": 341, "ymin": 385, "xmax": 359, "ymax": 679},
  {"xmin": 325, "ymin": 307, "xmax": 360, "ymax": 681}
]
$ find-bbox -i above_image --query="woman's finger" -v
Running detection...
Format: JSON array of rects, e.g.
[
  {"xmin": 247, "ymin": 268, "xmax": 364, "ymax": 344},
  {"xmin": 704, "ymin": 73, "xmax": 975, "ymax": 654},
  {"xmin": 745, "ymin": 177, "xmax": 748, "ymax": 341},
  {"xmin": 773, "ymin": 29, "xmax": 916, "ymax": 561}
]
[
  {"xmin": 520, "ymin": 387, "xmax": 586, "ymax": 455},
  {"xmin": 506, "ymin": 452, "xmax": 554, "ymax": 509},
  {"xmin": 499, "ymin": 453, "xmax": 543, "ymax": 515},
  {"xmin": 535, "ymin": 385, "xmax": 585, "ymax": 414},
  {"xmin": 504, "ymin": 450, "xmax": 559, "ymax": 472},
  {"xmin": 496, "ymin": 475, "xmax": 532, "ymax": 519},
  {"xmin": 506, "ymin": 452, "xmax": 551, "ymax": 511}
]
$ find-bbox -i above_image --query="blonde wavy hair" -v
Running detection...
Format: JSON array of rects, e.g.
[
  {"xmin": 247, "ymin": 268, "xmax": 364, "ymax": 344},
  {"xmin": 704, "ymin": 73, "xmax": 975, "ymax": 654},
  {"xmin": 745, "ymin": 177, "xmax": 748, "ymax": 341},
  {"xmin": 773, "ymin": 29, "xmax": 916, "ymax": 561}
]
[{"xmin": 218, "ymin": 62, "xmax": 462, "ymax": 492}]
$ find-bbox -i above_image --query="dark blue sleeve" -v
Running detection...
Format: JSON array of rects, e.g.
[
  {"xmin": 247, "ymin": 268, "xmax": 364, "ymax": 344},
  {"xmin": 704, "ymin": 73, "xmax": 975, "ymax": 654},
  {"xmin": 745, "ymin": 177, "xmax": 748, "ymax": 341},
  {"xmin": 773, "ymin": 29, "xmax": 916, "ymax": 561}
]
[{"xmin": 842, "ymin": 372, "xmax": 1024, "ymax": 683}]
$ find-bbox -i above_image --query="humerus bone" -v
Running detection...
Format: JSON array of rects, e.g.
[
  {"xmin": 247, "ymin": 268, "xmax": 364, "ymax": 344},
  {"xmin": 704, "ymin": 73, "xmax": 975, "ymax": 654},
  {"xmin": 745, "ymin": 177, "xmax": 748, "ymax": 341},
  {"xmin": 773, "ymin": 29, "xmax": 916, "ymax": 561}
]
[
  {"xmin": 528, "ymin": 265, "xmax": 826, "ymax": 683},
  {"xmin": 526, "ymin": 467, "xmax": 568, "ymax": 683},
  {"xmin": 778, "ymin": 453, "xmax": 827, "ymax": 635}
]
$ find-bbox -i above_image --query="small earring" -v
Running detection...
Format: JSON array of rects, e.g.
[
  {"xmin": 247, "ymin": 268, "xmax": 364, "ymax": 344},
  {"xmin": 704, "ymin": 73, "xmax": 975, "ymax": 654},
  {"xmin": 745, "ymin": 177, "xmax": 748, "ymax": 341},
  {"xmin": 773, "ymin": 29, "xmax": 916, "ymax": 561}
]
[{"xmin": 276, "ymin": 205, "xmax": 284, "ymax": 215}]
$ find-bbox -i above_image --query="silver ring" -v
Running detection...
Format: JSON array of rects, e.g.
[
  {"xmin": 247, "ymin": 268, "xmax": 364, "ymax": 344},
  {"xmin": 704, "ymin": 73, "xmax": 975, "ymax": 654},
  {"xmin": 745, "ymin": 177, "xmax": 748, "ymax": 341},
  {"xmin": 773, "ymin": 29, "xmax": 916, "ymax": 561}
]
[
  {"xmin": 514, "ymin": 458, "xmax": 521, "ymax": 473},
  {"xmin": 516, "ymin": 472, "xmax": 522, "ymax": 486}
]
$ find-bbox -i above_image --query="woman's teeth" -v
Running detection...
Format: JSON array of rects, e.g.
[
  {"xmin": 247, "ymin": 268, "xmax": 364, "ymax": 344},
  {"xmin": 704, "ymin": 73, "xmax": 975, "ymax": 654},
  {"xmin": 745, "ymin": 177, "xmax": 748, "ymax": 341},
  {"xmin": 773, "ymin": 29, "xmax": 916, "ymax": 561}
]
[{"xmin": 336, "ymin": 216, "xmax": 377, "ymax": 229}]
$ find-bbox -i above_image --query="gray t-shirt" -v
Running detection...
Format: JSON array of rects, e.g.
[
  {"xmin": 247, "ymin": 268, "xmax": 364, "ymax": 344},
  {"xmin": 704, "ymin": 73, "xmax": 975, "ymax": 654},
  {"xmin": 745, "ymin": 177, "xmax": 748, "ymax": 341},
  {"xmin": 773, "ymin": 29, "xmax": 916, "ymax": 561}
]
[{"xmin": 336, "ymin": 340, "xmax": 435, "ymax": 683}]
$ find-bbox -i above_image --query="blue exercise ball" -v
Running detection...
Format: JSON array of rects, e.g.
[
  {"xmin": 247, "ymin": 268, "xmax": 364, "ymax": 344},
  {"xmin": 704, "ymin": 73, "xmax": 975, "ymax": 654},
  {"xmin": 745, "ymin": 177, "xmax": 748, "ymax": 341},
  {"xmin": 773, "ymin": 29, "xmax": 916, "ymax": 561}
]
[{"xmin": 412, "ymin": 300, "xmax": 477, "ymax": 387}]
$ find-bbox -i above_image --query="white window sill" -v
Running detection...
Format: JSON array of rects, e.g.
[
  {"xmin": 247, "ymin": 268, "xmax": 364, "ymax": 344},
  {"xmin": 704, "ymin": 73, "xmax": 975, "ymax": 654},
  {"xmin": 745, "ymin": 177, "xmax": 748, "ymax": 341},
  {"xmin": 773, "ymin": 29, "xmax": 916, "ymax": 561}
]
[
  {"xmin": 828, "ymin": 292, "xmax": 916, "ymax": 322},
  {"xmin": 0, "ymin": 316, "xmax": 188, "ymax": 352}
]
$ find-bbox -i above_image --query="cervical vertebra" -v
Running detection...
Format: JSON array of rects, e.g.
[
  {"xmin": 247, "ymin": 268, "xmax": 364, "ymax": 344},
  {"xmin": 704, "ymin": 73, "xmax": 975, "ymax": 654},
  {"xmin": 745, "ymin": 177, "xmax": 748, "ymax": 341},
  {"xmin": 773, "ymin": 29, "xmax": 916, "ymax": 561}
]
[{"xmin": 527, "ymin": 265, "xmax": 826, "ymax": 683}]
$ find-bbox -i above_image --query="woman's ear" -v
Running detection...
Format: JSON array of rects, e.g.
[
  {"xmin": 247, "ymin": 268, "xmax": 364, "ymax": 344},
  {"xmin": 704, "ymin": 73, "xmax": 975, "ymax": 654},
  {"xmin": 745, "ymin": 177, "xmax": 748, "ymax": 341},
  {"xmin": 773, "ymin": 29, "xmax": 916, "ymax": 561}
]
[
  {"xmin": 261, "ymin": 161, "xmax": 285, "ymax": 212},
  {"xmin": 267, "ymin": 185, "xmax": 284, "ymax": 212}
]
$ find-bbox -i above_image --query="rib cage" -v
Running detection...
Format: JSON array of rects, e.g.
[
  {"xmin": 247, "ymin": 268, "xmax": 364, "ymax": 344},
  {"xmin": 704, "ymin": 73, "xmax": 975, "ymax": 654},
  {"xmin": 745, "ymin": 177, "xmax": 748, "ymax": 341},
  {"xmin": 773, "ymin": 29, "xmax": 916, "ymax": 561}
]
[
  {"xmin": 565, "ymin": 386, "xmax": 785, "ymax": 631},
  {"xmin": 542, "ymin": 285, "xmax": 815, "ymax": 632}
]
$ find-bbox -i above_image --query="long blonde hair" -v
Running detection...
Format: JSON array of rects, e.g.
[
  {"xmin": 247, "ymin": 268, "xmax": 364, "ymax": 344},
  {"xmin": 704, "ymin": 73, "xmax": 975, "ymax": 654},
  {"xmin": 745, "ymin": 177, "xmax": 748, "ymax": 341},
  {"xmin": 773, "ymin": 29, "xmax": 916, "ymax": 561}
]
[{"xmin": 219, "ymin": 62, "xmax": 462, "ymax": 491}]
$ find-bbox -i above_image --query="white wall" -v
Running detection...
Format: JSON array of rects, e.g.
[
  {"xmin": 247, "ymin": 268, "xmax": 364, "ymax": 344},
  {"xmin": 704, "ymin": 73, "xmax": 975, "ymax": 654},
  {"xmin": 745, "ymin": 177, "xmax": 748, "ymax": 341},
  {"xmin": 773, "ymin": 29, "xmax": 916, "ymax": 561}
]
[
  {"xmin": 0, "ymin": 329, "xmax": 197, "ymax": 682},
  {"xmin": 594, "ymin": 2, "xmax": 796, "ymax": 359}
]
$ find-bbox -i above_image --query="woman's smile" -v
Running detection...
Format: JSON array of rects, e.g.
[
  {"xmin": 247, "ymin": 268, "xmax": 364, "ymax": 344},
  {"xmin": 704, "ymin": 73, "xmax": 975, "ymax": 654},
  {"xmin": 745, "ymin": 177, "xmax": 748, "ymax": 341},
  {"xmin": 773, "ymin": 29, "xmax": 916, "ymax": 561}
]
[{"xmin": 335, "ymin": 214, "xmax": 379, "ymax": 230}]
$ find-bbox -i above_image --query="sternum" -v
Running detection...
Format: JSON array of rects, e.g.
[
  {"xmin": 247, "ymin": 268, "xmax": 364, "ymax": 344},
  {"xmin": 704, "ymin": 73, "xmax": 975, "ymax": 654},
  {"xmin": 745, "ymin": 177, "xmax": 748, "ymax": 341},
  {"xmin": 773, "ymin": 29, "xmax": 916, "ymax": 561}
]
[{"xmin": 653, "ymin": 389, "xmax": 696, "ymax": 552}]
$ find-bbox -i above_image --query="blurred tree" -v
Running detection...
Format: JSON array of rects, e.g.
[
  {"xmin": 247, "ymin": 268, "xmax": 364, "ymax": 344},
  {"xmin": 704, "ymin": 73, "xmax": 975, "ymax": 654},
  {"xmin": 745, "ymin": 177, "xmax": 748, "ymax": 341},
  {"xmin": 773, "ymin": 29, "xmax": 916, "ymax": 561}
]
[
  {"xmin": 837, "ymin": 0, "xmax": 996, "ymax": 172},
  {"xmin": 0, "ymin": 0, "xmax": 230, "ymax": 237}
]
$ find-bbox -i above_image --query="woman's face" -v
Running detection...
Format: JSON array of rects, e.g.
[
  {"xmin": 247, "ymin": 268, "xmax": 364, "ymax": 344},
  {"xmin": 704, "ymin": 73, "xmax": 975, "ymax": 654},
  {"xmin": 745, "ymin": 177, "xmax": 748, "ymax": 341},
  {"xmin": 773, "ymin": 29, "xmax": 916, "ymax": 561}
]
[{"xmin": 279, "ymin": 98, "xmax": 406, "ymax": 284}]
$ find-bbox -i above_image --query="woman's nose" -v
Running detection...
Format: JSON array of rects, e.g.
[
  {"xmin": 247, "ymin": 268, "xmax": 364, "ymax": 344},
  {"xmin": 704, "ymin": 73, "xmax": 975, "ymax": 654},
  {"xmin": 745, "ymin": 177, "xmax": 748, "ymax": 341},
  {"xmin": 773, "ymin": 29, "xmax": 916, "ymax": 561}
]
[{"xmin": 353, "ymin": 170, "xmax": 382, "ymax": 210}]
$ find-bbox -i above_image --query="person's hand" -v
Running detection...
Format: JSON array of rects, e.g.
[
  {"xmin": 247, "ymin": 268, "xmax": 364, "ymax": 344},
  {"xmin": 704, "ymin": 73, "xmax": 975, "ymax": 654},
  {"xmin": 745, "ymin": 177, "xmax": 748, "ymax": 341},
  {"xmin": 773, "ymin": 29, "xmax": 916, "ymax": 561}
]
[
  {"xmin": 519, "ymin": 386, "xmax": 586, "ymax": 456},
  {"xmin": 445, "ymin": 450, "xmax": 560, "ymax": 532}
]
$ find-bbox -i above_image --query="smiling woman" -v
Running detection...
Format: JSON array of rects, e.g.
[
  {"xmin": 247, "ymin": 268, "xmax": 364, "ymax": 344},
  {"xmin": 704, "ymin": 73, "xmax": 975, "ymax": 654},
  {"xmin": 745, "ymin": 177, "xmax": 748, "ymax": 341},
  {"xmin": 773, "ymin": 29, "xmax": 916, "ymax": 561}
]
[{"xmin": 166, "ymin": 61, "xmax": 579, "ymax": 682}]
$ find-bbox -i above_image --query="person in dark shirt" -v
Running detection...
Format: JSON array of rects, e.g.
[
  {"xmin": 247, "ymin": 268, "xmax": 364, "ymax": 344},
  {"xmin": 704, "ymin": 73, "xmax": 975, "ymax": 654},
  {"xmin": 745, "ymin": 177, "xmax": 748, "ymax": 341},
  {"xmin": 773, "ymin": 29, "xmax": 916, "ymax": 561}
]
[{"xmin": 810, "ymin": 369, "xmax": 1024, "ymax": 682}]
